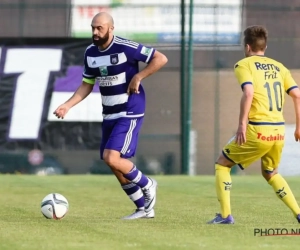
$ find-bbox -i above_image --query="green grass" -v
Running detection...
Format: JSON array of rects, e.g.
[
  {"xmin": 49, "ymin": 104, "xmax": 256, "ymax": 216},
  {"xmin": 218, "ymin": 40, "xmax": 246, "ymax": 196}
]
[{"xmin": 1, "ymin": 175, "xmax": 300, "ymax": 250}]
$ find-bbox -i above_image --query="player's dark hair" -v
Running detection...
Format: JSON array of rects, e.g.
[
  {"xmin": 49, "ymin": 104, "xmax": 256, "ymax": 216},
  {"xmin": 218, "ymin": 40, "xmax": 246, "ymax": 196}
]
[{"xmin": 243, "ymin": 25, "xmax": 268, "ymax": 52}]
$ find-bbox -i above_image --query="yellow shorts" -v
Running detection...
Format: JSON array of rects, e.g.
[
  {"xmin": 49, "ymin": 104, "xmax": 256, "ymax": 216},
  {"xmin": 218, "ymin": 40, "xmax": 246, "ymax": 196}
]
[{"xmin": 222, "ymin": 124, "xmax": 285, "ymax": 172}]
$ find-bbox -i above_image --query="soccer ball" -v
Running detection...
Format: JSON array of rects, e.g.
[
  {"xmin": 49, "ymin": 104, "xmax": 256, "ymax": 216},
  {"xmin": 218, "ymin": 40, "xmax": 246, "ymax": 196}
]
[{"xmin": 41, "ymin": 193, "xmax": 69, "ymax": 220}]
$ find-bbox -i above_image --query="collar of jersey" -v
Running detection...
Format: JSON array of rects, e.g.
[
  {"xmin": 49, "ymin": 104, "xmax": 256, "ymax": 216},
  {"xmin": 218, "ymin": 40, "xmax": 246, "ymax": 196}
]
[{"xmin": 98, "ymin": 36, "xmax": 115, "ymax": 53}]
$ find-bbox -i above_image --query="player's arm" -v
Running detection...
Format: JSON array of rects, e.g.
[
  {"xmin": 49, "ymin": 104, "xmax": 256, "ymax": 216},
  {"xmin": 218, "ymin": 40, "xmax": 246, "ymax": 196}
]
[
  {"xmin": 63, "ymin": 55, "xmax": 96, "ymax": 108},
  {"xmin": 234, "ymin": 62, "xmax": 254, "ymax": 145},
  {"xmin": 54, "ymin": 81, "xmax": 94, "ymax": 119},
  {"xmin": 289, "ymin": 88, "xmax": 300, "ymax": 128},
  {"xmin": 135, "ymin": 50, "xmax": 168, "ymax": 81},
  {"xmin": 236, "ymin": 84, "xmax": 254, "ymax": 145},
  {"xmin": 284, "ymin": 69, "xmax": 300, "ymax": 141},
  {"xmin": 127, "ymin": 44, "xmax": 168, "ymax": 94},
  {"xmin": 63, "ymin": 81, "xmax": 94, "ymax": 108},
  {"xmin": 235, "ymin": 62, "xmax": 254, "ymax": 126},
  {"xmin": 53, "ymin": 51, "xmax": 95, "ymax": 119},
  {"xmin": 239, "ymin": 84, "xmax": 254, "ymax": 126}
]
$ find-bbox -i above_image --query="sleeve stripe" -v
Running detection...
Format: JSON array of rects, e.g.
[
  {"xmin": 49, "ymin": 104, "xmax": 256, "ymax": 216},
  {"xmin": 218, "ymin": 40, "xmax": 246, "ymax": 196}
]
[
  {"xmin": 82, "ymin": 77, "xmax": 95, "ymax": 84},
  {"xmin": 83, "ymin": 72, "xmax": 95, "ymax": 78},
  {"xmin": 114, "ymin": 41, "xmax": 138, "ymax": 49},
  {"xmin": 114, "ymin": 37, "xmax": 139, "ymax": 47},
  {"xmin": 286, "ymin": 86, "xmax": 298, "ymax": 94},
  {"xmin": 241, "ymin": 81, "xmax": 252, "ymax": 89},
  {"xmin": 145, "ymin": 48, "xmax": 154, "ymax": 63}
]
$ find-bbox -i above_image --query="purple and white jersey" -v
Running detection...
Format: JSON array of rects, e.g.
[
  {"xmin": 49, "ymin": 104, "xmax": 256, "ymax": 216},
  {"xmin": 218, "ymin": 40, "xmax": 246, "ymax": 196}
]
[{"xmin": 82, "ymin": 36, "xmax": 155, "ymax": 120}]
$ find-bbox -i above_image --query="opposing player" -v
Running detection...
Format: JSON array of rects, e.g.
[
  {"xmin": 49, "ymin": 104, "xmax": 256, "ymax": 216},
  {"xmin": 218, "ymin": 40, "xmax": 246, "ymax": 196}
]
[
  {"xmin": 53, "ymin": 12, "xmax": 168, "ymax": 219},
  {"xmin": 207, "ymin": 25, "xmax": 300, "ymax": 224}
]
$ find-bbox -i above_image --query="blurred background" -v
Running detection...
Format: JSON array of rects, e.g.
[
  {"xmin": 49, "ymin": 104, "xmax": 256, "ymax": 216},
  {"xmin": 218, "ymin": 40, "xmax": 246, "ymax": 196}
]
[{"xmin": 0, "ymin": 0, "xmax": 299, "ymax": 176}]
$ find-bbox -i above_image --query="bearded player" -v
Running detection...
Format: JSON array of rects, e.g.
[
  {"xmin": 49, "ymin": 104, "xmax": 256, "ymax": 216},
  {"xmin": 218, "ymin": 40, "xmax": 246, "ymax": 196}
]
[{"xmin": 54, "ymin": 12, "xmax": 168, "ymax": 219}]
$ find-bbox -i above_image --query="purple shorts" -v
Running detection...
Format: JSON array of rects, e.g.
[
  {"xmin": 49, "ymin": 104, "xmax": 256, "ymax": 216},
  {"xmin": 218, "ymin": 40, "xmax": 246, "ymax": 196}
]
[{"xmin": 100, "ymin": 117, "xmax": 144, "ymax": 159}]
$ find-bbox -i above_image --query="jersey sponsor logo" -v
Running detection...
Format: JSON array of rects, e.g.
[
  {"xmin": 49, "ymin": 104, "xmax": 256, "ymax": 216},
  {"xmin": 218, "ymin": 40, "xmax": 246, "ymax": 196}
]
[
  {"xmin": 0, "ymin": 47, "xmax": 103, "ymax": 141},
  {"xmin": 264, "ymin": 71, "xmax": 278, "ymax": 80},
  {"xmin": 253, "ymin": 62, "xmax": 280, "ymax": 80},
  {"xmin": 99, "ymin": 66, "xmax": 108, "ymax": 76},
  {"xmin": 254, "ymin": 62, "xmax": 280, "ymax": 72},
  {"xmin": 257, "ymin": 133, "xmax": 285, "ymax": 141},
  {"xmin": 98, "ymin": 81, "xmax": 112, "ymax": 86},
  {"xmin": 96, "ymin": 72, "xmax": 126, "ymax": 87}
]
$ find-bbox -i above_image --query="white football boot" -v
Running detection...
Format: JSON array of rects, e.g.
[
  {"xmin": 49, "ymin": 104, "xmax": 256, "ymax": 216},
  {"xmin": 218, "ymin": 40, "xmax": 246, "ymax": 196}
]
[
  {"xmin": 121, "ymin": 209, "xmax": 155, "ymax": 220},
  {"xmin": 143, "ymin": 178, "xmax": 158, "ymax": 212}
]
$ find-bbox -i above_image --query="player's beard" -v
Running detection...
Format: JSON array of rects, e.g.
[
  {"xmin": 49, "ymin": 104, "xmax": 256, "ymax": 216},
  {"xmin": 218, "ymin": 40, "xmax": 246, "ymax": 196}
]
[{"xmin": 93, "ymin": 30, "xmax": 110, "ymax": 47}]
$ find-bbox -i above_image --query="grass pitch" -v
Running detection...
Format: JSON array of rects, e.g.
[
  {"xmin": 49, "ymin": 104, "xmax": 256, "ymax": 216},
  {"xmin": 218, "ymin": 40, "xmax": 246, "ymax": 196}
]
[{"xmin": 1, "ymin": 175, "xmax": 300, "ymax": 250}]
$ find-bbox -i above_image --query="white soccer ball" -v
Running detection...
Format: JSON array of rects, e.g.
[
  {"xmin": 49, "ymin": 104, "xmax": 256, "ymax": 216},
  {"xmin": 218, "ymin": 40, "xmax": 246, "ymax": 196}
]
[{"xmin": 41, "ymin": 193, "xmax": 69, "ymax": 220}]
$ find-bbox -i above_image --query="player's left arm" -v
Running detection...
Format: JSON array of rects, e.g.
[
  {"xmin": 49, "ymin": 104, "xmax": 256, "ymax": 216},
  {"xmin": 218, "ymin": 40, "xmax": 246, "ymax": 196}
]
[
  {"xmin": 127, "ymin": 45, "xmax": 168, "ymax": 94},
  {"xmin": 135, "ymin": 50, "xmax": 168, "ymax": 80},
  {"xmin": 283, "ymin": 67, "xmax": 300, "ymax": 141},
  {"xmin": 234, "ymin": 62, "xmax": 254, "ymax": 145},
  {"xmin": 237, "ymin": 84, "xmax": 254, "ymax": 144}
]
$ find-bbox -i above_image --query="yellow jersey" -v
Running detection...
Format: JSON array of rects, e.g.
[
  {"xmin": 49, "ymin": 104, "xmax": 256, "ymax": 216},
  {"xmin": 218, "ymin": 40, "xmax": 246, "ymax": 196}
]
[{"xmin": 234, "ymin": 55, "xmax": 298, "ymax": 124}]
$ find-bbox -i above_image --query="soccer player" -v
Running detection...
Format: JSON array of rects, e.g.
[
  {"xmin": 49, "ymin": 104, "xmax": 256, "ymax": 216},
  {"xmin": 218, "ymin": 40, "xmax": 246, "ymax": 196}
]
[
  {"xmin": 53, "ymin": 12, "xmax": 168, "ymax": 219},
  {"xmin": 207, "ymin": 25, "xmax": 300, "ymax": 224}
]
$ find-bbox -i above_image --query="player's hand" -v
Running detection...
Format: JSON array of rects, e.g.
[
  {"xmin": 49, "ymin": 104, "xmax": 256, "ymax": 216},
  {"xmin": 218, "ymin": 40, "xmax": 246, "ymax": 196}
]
[
  {"xmin": 235, "ymin": 124, "xmax": 247, "ymax": 146},
  {"xmin": 127, "ymin": 74, "xmax": 141, "ymax": 95},
  {"xmin": 53, "ymin": 103, "xmax": 71, "ymax": 119},
  {"xmin": 294, "ymin": 128, "xmax": 300, "ymax": 142}
]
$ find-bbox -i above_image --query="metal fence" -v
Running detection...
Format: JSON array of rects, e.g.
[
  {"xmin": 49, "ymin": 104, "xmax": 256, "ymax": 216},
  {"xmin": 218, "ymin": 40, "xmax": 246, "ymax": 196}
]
[{"xmin": 0, "ymin": 0, "xmax": 300, "ymax": 175}]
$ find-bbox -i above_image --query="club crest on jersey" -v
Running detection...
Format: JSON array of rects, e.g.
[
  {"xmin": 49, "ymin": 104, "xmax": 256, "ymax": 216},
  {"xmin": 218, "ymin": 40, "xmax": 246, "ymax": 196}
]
[{"xmin": 110, "ymin": 54, "xmax": 119, "ymax": 65}]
